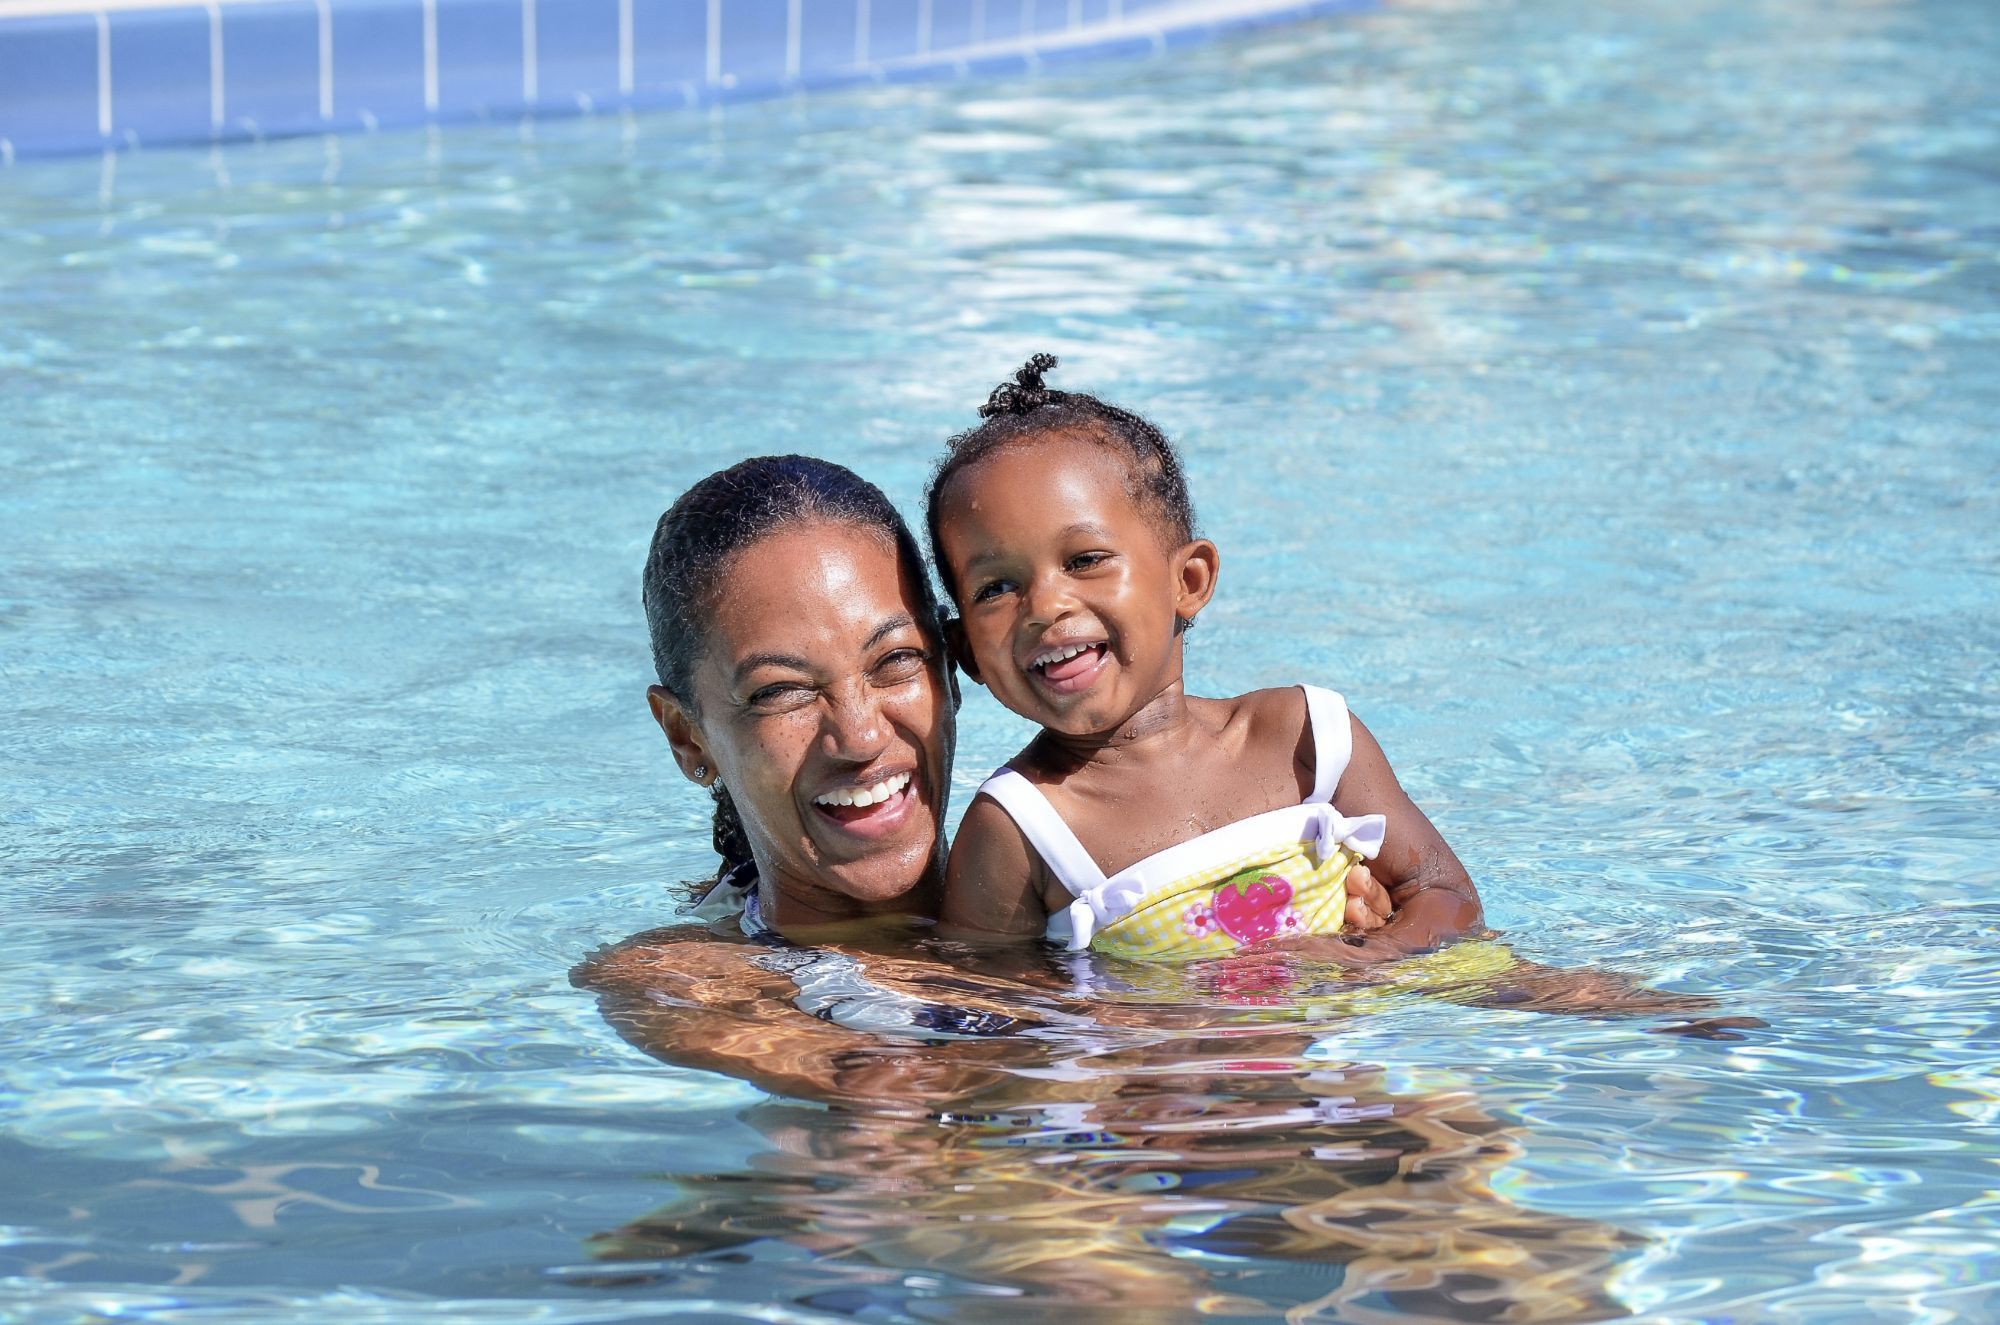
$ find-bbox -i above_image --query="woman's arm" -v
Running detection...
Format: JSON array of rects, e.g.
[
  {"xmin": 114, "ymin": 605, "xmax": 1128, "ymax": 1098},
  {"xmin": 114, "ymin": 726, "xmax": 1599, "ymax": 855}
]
[{"xmin": 573, "ymin": 930, "xmax": 1037, "ymax": 1115}]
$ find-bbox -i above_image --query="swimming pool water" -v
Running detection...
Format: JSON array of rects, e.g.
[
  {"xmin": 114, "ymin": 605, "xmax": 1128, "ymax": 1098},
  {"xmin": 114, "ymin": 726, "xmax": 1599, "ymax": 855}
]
[{"xmin": 4, "ymin": 0, "xmax": 1997, "ymax": 1319}]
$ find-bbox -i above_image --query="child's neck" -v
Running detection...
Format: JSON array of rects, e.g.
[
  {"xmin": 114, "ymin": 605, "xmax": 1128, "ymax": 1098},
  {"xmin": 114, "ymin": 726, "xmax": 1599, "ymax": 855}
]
[{"xmin": 1030, "ymin": 676, "xmax": 1202, "ymax": 770}]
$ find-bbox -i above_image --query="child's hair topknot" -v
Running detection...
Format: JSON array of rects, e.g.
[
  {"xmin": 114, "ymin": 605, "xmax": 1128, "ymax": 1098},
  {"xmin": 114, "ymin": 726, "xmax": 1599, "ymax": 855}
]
[{"xmin": 924, "ymin": 353, "xmax": 1197, "ymax": 601}]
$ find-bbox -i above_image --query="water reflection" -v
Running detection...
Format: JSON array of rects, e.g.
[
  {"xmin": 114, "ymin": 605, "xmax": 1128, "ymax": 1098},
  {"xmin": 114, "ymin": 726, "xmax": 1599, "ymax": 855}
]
[{"xmin": 577, "ymin": 930, "xmax": 1643, "ymax": 1320}]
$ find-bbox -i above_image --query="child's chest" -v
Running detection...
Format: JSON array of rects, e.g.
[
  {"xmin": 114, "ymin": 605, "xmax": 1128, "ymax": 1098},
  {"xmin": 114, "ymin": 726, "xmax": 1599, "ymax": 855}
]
[{"xmin": 1056, "ymin": 761, "xmax": 1309, "ymax": 880}]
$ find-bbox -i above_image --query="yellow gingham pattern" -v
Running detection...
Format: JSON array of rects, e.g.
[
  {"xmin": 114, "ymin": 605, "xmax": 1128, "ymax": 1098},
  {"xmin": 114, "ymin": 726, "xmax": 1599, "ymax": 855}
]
[{"xmin": 1092, "ymin": 841, "xmax": 1358, "ymax": 961}]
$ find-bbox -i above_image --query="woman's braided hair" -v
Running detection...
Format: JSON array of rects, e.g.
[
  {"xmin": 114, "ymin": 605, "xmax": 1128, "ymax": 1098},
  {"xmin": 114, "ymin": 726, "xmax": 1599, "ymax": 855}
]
[
  {"xmin": 923, "ymin": 353, "xmax": 1197, "ymax": 601},
  {"xmin": 643, "ymin": 455, "xmax": 943, "ymax": 877}
]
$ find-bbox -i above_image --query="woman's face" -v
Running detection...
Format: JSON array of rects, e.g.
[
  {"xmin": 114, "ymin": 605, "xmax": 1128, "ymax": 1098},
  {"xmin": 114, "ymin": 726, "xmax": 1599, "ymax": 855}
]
[{"xmin": 656, "ymin": 520, "xmax": 954, "ymax": 924}]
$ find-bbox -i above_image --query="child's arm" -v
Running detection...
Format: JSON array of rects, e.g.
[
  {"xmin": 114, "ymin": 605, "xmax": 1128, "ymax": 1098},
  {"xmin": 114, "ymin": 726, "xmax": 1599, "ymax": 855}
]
[
  {"xmin": 1333, "ymin": 714, "xmax": 1485, "ymax": 956},
  {"xmin": 939, "ymin": 793, "xmax": 1056, "ymax": 941}
]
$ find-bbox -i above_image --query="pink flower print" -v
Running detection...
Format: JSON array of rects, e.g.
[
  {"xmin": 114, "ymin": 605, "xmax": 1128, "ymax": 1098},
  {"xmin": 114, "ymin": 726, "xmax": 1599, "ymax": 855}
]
[
  {"xmin": 1181, "ymin": 900, "xmax": 1218, "ymax": 937},
  {"xmin": 1277, "ymin": 907, "xmax": 1305, "ymax": 936}
]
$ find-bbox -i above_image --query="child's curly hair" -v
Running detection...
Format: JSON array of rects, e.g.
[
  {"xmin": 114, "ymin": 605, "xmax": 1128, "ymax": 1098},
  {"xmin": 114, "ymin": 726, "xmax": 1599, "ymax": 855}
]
[{"xmin": 923, "ymin": 353, "xmax": 1197, "ymax": 602}]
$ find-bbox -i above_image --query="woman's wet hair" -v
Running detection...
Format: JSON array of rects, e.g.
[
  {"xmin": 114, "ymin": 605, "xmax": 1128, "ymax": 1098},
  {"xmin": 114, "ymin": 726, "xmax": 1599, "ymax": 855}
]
[
  {"xmin": 923, "ymin": 353, "xmax": 1197, "ymax": 601},
  {"xmin": 643, "ymin": 455, "xmax": 943, "ymax": 875}
]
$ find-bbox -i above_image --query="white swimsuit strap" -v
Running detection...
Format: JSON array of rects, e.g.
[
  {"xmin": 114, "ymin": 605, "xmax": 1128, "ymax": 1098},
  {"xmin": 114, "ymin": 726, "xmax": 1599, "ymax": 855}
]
[
  {"xmin": 1302, "ymin": 685, "xmax": 1353, "ymax": 805},
  {"xmin": 975, "ymin": 768, "xmax": 1109, "ymax": 898}
]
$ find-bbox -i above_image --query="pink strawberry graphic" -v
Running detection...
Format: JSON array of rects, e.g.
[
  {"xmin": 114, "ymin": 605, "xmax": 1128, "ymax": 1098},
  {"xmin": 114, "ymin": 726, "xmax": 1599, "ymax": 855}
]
[{"xmin": 1210, "ymin": 874, "xmax": 1295, "ymax": 945}]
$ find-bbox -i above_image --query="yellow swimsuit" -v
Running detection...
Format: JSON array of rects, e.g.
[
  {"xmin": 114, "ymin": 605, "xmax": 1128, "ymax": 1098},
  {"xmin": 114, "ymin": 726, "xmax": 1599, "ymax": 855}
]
[{"xmin": 977, "ymin": 687, "xmax": 1387, "ymax": 960}]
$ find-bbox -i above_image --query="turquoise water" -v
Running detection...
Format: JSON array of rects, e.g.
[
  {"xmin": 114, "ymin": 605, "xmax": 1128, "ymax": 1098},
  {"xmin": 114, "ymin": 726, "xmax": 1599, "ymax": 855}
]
[{"xmin": 5, "ymin": 0, "xmax": 1998, "ymax": 1319}]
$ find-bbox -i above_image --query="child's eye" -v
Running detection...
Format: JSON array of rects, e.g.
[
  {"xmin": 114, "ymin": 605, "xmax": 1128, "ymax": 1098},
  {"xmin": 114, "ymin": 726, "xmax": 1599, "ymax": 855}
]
[
  {"xmin": 970, "ymin": 578, "xmax": 1016, "ymax": 604},
  {"xmin": 1066, "ymin": 552, "xmax": 1112, "ymax": 572}
]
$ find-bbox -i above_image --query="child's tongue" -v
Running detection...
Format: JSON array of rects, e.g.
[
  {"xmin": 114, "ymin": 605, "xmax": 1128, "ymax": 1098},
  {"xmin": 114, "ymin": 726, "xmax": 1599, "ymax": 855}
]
[{"xmin": 1040, "ymin": 644, "xmax": 1102, "ymax": 685}]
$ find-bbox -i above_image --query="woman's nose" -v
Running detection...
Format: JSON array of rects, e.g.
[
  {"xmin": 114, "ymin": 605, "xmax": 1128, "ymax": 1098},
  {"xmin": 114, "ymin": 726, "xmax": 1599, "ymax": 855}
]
[{"xmin": 821, "ymin": 685, "xmax": 890, "ymax": 761}]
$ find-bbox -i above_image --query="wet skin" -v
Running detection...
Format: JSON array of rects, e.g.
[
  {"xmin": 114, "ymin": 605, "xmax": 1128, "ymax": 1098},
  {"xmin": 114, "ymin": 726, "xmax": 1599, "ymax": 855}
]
[{"xmin": 647, "ymin": 520, "xmax": 954, "ymax": 929}]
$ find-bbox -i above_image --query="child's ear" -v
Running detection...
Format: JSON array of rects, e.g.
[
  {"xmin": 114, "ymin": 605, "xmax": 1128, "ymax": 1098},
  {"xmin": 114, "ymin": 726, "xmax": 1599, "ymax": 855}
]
[
  {"xmin": 648, "ymin": 685, "xmax": 716, "ymax": 784},
  {"xmin": 942, "ymin": 616, "xmax": 986, "ymax": 687},
  {"xmin": 1173, "ymin": 538, "xmax": 1220, "ymax": 627}
]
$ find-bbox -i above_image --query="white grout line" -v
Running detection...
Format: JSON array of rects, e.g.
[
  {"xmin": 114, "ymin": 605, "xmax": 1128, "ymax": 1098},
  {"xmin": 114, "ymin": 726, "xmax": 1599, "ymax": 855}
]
[
  {"xmin": 784, "ymin": 0, "xmax": 799, "ymax": 81},
  {"xmin": 2, "ymin": 138, "xmax": 15, "ymax": 167},
  {"xmin": 315, "ymin": 0, "xmax": 331, "ymax": 120},
  {"xmin": 94, "ymin": 10, "xmax": 109, "ymax": 136},
  {"xmin": 1110, "ymin": 0, "xmax": 1122, "ymax": 18},
  {"xmin": 617, "ymin": 0, "xmax": 632, "ymax": 94},
  {"xmin": 917, "ymin": 0, "xmax": 930, "ymax": 55},
  {"xmin": 704, "ymin": 0, "xmax": 718, "ymax": 84},
  {"xmin": 971, "ymin": 0, "xmax": 984, "ymax": 43},
  {"xmin": 421, "ymin": 0, "xmax": 437, "ymax": 111},
  {"xmin": 854, "ymin": 0, "xmax": 868, "ymax": 65},
  {"xmin": 521, "ymin": 0, "xmax": 535, "ymax": 101},
  {"xmin": 204, "ymin": 1, "xmax": 222, "ymax": 130},
  {"xmin": 1068, "ymin": 0, "xmax": 1081, "ymax": 29},
  {"xmin": 1018, "ymin": 0, "xmax": 1030, "ymax": 39}
]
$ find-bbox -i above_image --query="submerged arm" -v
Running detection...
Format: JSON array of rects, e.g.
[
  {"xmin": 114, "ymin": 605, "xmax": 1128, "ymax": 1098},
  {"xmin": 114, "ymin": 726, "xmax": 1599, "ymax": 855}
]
[{"xmin": 574, "ymin": 930, "xmax": 1034, "ymax": 1116}]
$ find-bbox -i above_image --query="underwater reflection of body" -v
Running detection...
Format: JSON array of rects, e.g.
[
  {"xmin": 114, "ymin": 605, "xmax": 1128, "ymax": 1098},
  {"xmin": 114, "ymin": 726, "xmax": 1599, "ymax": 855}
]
[{"xmin": 576, "ymin": 932, "xmax": 1645, "ymax": 1321}]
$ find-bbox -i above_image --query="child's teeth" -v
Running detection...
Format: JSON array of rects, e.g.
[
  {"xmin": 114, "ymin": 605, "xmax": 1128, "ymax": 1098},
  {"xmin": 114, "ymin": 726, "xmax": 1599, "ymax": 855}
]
[
  {"xmin": 815, "ymin": 772, "xmax": 911, "ymax": 808},
  {"xmin": 1037, "ymin": 643, "xmax": 1093, "ymax": 668}
]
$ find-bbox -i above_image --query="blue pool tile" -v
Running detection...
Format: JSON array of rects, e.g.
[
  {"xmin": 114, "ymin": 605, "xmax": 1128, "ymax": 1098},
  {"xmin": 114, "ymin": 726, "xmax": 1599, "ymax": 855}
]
[
  {"xmin": 973, "ymin": 0, "xmax": 1024, "ymax": 44},
  {"xmin": 867, "ymin": 0, "xmax": 920, "ymax": 61},
  {"xmin": 797, "ymin": 0, "xmax": 858, "ymax": 73},
  {"xmin": 1079, "ymin": 0, "xmax": 1112, "ymax": 24},
  {"xmin": 223, "ymin": 1, "xmax": 323, "ymax": 138},
  {"xmin": 630, "ymin": 0, "xmax": 703, "ymax": 95},
  {"xmin": 108, "ymin": 6, "xmax": 214, "ymax": 148},
  {"xmin": 435, "ymin": 0, "xmax": 525, "ymax": 114},
  {"xmin": 0, "ymin": 16, "xmax": 102, "ymax": 154},
  {"xmin": 537, "ymin": 0, "xmax": 619, "ymax": 106},
  {"xmin": 1028, "ymin": 0, "xmax": 1070, "ymax": 36},
  {"xmin": 718, "ymin": 0, "xmax": 784, "ymax": 84},
  {"xmin": 927, "ymin": 0, "xmax": 976, "ymax": 54},
  {"xmin": 330, "ymin": 0, "xmax": 427, "ymax": 130}
]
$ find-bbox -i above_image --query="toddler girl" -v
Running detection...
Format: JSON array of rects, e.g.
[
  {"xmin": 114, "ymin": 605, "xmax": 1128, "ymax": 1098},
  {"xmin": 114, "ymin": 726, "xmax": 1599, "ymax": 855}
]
[{"xmin": 929, "ymin": 355, "xmax": 1483, "ymax": 959}]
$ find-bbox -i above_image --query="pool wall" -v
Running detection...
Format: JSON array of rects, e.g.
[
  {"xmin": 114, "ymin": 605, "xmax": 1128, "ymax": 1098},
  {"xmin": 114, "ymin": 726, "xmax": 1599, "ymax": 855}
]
[{"xmin": 0, "ymin": 0, "xmax": 1365, "ymax": 160}]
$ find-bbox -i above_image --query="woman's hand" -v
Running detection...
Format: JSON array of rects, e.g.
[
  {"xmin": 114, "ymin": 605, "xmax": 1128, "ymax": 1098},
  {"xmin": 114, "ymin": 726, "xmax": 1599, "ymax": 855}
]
[{"xmin": 1343, "ymin": 863, "xmax": 1394, "ymax": 932}]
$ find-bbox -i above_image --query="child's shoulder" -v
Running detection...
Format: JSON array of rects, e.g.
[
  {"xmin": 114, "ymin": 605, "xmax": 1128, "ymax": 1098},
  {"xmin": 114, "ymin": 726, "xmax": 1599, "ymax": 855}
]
[
  {"xmin": 1217, "ymin": 684, "xmax": 1357, "ymax": 791},
  {"xmin": 1221, "ymin": 684, "xmax": 1320, "ymax": 743}
]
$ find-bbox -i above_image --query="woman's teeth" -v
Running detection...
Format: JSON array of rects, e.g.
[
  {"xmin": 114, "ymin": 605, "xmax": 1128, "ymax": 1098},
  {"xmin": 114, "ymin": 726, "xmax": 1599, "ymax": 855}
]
[
  {"xmin": 814, "ymin": 771, "xmax": 912, "ymax": 808},
  {"xmin": 1032, "ymin": 642, "xmax": 1097, "ymax": 670}
]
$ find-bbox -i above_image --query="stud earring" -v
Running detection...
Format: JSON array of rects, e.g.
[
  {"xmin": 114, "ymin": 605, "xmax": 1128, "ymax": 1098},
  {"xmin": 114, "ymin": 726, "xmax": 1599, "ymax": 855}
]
[{"xmin": 694, "ymin": 764, "xmax": 708, "ymax": 781}]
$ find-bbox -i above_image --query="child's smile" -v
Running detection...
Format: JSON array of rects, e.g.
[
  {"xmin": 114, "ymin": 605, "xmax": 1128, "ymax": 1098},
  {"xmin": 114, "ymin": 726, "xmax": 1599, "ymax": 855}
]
[{"xmin": 936, "ymin": 434, "xmax": 1215, "ymax": 738}]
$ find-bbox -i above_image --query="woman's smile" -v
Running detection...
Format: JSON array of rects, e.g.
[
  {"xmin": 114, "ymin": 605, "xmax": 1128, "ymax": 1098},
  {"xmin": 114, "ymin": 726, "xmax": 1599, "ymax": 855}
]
[{"xmin": 811, "ymin": 769, "xmax": 920, "ymax": 840}]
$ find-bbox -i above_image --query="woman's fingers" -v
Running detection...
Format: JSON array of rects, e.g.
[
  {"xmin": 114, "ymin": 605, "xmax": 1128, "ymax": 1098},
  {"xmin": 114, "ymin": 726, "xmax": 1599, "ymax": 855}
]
[{"xmin": 1345, "ymin": 864, "xmax": 1394, "ymax": 931}]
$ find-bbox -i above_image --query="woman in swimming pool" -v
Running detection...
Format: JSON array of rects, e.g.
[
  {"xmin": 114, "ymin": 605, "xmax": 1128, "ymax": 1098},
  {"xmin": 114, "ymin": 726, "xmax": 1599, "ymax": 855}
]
[{"xmin": 575, "ymin": 452, "xmax": 1743, "ymax": 1316}]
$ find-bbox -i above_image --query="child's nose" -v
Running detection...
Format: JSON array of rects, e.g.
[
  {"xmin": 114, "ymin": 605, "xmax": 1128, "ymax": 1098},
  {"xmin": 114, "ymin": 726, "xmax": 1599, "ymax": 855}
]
[{"xmin": 1024, "ymin": 569, "xmax": 1079, "ymax": 624}]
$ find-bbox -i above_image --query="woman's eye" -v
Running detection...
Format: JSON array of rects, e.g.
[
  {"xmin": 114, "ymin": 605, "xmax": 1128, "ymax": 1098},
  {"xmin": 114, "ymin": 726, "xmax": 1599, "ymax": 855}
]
[
  {"xmin": 747, "ymin": 682, "xmax": 813, "ymax": 709},
  {"xmin": 875, "ymin": 649, "xmax": 929, "ymax": 682}
]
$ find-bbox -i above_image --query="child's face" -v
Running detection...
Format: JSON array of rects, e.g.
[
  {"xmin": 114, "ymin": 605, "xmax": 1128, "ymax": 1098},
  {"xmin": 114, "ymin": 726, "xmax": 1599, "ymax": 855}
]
[{"xmin": 937, "ymin": 434, "xmax": 1216, "ymax": 737}]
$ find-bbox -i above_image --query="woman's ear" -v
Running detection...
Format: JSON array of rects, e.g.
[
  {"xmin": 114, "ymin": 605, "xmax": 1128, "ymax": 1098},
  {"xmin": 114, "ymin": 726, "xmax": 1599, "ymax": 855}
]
[
  {"xmin": 1173, "ymin": 538, "xmax": 1220, "ymax": 626},
  {"xmin": 942, "ymin": 616, "xmax": 985, "ymax": 687},
  {"xmin": 647, "ymin": 685, "xmax": 714, "ymax": 784}
]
